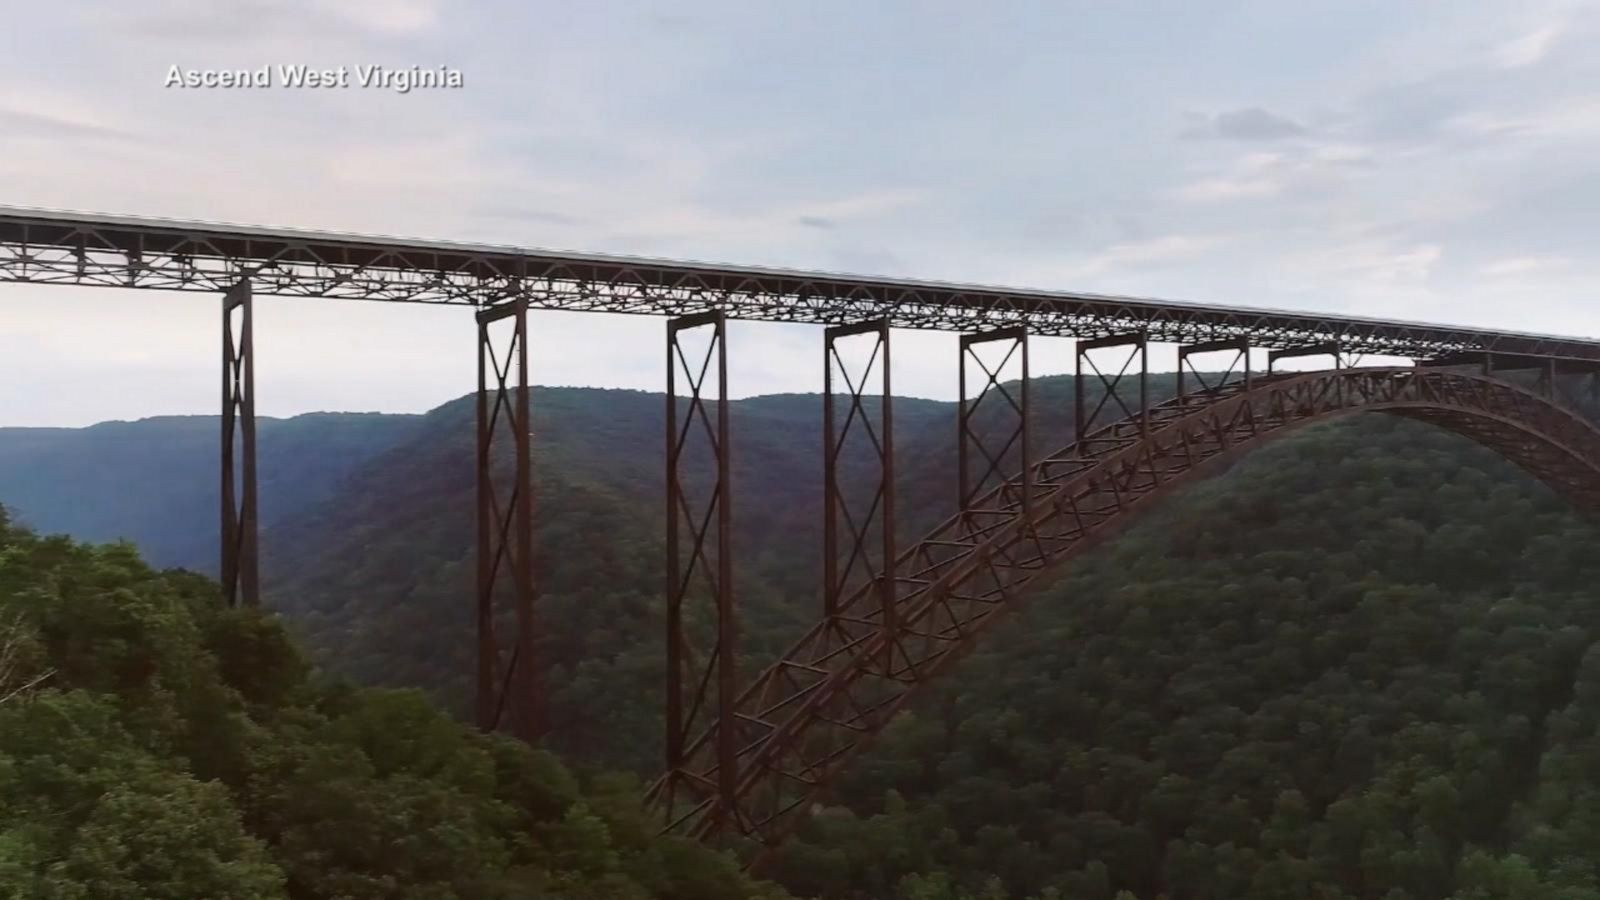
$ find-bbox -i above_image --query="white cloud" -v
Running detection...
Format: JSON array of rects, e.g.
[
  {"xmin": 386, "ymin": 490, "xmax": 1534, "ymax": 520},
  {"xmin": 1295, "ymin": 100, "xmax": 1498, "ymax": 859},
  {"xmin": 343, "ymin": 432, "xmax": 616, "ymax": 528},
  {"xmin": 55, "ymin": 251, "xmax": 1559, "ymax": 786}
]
[
  {"xmin": 1175, "ymin": 144, "xmax": 1376, "ymax": 204},
  {"xmin": 310, "ymin": 0, "xmax": 439, "ymax": 34},
  {"xmin": 1491, "ymin": 24, "xmax": 1564, "ymax": 68},
  {"xmin": 3, "ymin": 2, "xmax": 1600, "ymax": 424},
  {"xmin": 1480, "ymin": 256, "xmax": 1572, "ymax": 277},
  {"xmin": 1445, "ymin": 97, "xmax": 1600, "ymax": 143}
]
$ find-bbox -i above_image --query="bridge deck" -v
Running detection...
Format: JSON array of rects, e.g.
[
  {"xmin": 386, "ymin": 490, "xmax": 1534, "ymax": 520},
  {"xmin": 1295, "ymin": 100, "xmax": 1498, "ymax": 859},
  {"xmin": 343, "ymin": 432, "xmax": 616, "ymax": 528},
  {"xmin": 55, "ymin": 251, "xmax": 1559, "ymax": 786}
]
[{"xmin": 3, "ymin": 205, "xmax": 1600, "ymax": 363}]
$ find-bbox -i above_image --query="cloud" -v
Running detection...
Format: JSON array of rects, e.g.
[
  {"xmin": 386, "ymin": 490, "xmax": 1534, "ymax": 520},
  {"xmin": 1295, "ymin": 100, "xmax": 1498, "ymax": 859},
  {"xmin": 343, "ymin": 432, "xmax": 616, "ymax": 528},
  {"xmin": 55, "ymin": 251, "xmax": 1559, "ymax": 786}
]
[
  {"xmin": 1174, "ymin": 151, "xmax": 1293, "ymax": 202},
  {"xmin": 6, "ymin": 1, "xmax": 1600, "ymax": 424},
  {"xmin": 471, "ymin": 206, "xmax": 590, "ymax": 228},
  {"xmin": 1176, "ymin": 143, "xmax": 1377, "ymax": 204},
  {"xmin": 0, "ymin": 107, "xmax": 136, "ymax": 142},
  {"xmin": 1051, "ymin": 234, "xmax": 1226, "ymax": 280},
  {"xmin": 1290, "ymin": 240, "xmax": 1445, "ymax": 287},
  {"xmin": 1491, "ymin": 24, "xmax": 1563, "ymax": 69},
  {"xmin": 1181, "ymin": 107, "xmax": 1307, "ymax": 141},
  {"xmin": 1177, "ymin": 172, "xmax": 1283, "ymax": 202},
  {"xmin": 1442, "ymin": 97, "xmax": 1600, "ymax": 143},
  {"xmin": 90, "ymin": 0, "xmax": 440, "ymax": 41},
  {"xmin": 1480, "ymin": 256, "xmax": 1571, "ymax": 277}
]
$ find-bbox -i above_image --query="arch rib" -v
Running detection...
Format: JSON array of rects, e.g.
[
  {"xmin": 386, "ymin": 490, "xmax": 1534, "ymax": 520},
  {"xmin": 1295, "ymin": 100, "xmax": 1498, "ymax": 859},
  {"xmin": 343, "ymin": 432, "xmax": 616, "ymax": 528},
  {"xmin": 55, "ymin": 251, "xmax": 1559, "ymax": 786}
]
[{"xmin": 653, "ymin": 368, "xmax": 1600, "ymax": 860}]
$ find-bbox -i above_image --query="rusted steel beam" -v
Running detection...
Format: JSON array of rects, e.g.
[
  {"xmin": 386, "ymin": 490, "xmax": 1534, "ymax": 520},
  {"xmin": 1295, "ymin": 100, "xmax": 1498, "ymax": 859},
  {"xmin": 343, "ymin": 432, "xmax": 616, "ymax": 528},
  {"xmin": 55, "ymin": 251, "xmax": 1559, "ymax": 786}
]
[
  {"xmin": 959, "ymin": 328, "xmax": 1031, "ymax": 518},
  {"xmin": 475, "ymin": 298, "xmax": 538, "ymax": 742},
  {"xmin": 823, "ymin": 319, "xmax": 896, "ymax": 639},
  {"xmin": 659, "ymin": 366, "xmax": 1600, "ymax": 863},
  {"xmin": 654, "ymin": 311, "xmax": 739, "ymax": 836},
  {"xmin": 1076, "ymin": 330, "xmax": 1149, "ymax": 440},
  {"xmin": 1177, "ymin": 336, "xmax": 1250, "ymax": 399},
  {"xmin": 220, "ymin": 279, "xmax": 259, "ymax": 608},
  {"xmin": 12, "ymin": 208, "xmax": 1600, "ymax": 362}
]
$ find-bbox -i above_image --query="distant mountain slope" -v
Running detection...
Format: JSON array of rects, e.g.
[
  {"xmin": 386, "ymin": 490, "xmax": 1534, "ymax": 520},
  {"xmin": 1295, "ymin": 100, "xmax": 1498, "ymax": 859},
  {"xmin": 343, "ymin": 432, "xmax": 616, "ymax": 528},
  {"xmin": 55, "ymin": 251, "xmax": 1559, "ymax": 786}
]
[
  {"xmin": 0, "ymin": 412, "xmax": 423, "ymax": 570},
  {"xmin": 258, "ymin": 385, "xmax": 954, "ymax": 770},
  {"xmin": 0, "ymin": 374, "xmax": 1281, "ymax": 771},
  {"xmin": 8, "ymin": 375, "xmax": 1600, "ymax": 898}
]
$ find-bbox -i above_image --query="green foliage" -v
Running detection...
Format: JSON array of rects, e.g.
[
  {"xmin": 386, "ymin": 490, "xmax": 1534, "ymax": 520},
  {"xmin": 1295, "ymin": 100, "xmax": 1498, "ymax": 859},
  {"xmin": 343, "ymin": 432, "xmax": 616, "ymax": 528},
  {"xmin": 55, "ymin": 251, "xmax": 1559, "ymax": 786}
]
[
  {"xmin": 0, "ymin": 512, "xmax": 787, "ymax": 899},
  {"xmin": 772, "ymin": 415, "xmax": 1600, "ymax": 899},
  {"xmin": 12, "ymin": 378, "xmax": 1600, "ymax": 899}
]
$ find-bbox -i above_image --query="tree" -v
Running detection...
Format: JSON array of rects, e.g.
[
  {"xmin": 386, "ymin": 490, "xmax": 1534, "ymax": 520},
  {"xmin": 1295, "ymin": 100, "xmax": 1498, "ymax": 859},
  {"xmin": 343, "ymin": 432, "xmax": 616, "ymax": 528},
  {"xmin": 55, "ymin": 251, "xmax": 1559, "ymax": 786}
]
[{"xmin": 0, "ymin": 611, "xmax": 49, "ymax": 706}]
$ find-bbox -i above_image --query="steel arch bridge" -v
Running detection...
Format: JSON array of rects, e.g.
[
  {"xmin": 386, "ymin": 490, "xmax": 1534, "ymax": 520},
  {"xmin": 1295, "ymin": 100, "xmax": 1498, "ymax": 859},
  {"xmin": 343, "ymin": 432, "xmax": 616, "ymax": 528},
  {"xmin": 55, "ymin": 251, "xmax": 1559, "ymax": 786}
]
[
  {"xmin": 4, "ymin": 207, "xmax": 1600, "ymax": 865},
  {"xmin": 649, "ymin": 367, "xmax": 1600, "ymax": 863}
]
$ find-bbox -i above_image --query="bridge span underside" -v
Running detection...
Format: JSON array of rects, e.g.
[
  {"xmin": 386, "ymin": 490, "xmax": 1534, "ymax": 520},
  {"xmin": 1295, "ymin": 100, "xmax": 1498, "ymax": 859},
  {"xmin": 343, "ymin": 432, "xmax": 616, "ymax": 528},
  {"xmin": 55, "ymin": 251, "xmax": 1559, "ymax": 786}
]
[{"xmin": 5, "ymin": 207, "xmax": 1600, "ymax": 865}]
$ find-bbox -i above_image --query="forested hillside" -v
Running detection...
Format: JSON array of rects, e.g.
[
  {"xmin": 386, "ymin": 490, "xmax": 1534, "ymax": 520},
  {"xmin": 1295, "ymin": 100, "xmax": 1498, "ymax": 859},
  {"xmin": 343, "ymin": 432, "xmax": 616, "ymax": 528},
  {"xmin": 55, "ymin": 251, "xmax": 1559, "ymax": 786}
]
[
  {"xmin": 774, "ymin": 415, "xmax": 1600, "ymax": 899},
  {"xmin": 0, "ymin": 507, "xmax": 787, "ymax": 899},
  {"xmin": 260, "ymin": 386, "xmax": 958, "ymax": 771},
  {"xmin": 6, "ymin": 376, "xmax": 1600, "ymax": 899}
]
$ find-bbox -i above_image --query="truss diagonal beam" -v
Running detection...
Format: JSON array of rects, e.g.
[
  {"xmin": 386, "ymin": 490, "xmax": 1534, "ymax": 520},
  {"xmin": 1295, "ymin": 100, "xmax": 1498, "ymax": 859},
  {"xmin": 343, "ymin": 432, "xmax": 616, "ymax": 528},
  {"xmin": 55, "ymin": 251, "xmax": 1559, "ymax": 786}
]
[
  {"xmin": 1076, "ymin": 331, "xmax": 1149, "ymax": 441},
  {"xmin": 1178, "ymin": 336, "xmax": 1251, "ymax": 399},
  {"xmin": 476, "ymin": 298, "xmax": 539, "ymax": 742},
  {"xmin": 959, "ymin": 328, "xmax": 1031, "ymax": 517},
  {"xmin": 651, "ymin": 311, "xmax": 740, "ymax": 836},
  {"xmin": 657, "ymin": 366, "xmax": 1600, "ymax": 865},
  {"xmin": 824, "ymin": 319, "xmax": 897, "ymax": 651},
  {"xmin": 220, "ymin": 279, "xmax": 258, "ymax": 607}
]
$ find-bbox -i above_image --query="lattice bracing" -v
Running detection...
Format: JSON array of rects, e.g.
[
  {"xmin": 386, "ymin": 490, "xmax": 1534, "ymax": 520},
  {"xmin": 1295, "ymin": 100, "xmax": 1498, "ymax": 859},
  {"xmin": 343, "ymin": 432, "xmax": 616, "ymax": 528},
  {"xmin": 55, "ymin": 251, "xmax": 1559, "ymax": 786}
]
[
  {"xmin": 476, "ymin": 299, "xmax": 539, "ymax": 741},
  {"xmin": 664, "ymin": 368, "xmax": 1600, "ymax": 863},
  {"xmin": 6, "ymin": 207, "xmax": 1600, "ymax": 363}
]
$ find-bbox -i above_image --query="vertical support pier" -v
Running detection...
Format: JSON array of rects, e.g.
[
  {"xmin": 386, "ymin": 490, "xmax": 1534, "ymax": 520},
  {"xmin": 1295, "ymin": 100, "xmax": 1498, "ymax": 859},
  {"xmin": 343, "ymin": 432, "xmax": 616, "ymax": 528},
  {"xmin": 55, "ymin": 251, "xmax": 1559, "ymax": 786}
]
[
  {"xmin": 958, "ymin": 327, "xmax": 1031, "ymax": 518},
  {"xmin": 823, "ymin": 319, "xmax": 897, "ymax": 644},
  {"xmin": 662, "ymin": 311, "xmax": 738, "ymax": 833},
  {"xmin": 1178, "ymin": 337, "xmax": 1252, "ymax": 400},
  {"xmin": 1075, "ymin": 331, "xmax": 1149, "ymax": 441},
  {"xmin": 475, "ymin": 298, "xmax": 539, "ymax": 742},
  {"xmin": 220, "ymin": 279, "xmax": 259, "ymax": 608}
]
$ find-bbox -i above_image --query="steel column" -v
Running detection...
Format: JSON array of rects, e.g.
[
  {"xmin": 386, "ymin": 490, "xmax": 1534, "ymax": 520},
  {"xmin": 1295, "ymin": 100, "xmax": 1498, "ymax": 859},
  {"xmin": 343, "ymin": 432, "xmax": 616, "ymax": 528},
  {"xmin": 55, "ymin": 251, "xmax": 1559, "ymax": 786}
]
[
  {"xmin": 220, "ymin": 279, "xmax": 259, "ymax": 608},
  {"xmin": 698, "ymin": 366, "xmax": 1600, "ymax": 863},
  {"xmin": 959, "ymin": 327, "xmax": 1031, "ymax": 516},
  {"xmin": 475, "ymin": 298, "xmax": 539, "ymax": 742},
  {"xmin": 1075, "ymin": 331, "xmax": 1150, "ymax": 440},
  {"xmin": 1177, "ymin": 336, "xmax": 1251, "ymax": 399},
  {"xmin": 660, "ymin": 311, "xmax": 738, "ymax": 833},
  {"xmin": 823, "ymin": 319, "xmax": 898, "ymax": 667}
]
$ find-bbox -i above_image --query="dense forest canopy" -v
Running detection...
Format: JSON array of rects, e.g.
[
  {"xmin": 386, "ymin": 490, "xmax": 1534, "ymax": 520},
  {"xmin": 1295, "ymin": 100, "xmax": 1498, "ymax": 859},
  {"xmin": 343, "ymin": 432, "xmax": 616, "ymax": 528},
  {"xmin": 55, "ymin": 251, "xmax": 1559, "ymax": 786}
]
[
  {"xmin": 5, "ymin": 374, "xmax": 1600, "ymax": 899},
  {"xmin": 0, "ymin": 507, "xmax": 786, "ymax": 899},
  {"xmin": 773, "ymin": 415, "xmax": 1600, "ymax": 900}
]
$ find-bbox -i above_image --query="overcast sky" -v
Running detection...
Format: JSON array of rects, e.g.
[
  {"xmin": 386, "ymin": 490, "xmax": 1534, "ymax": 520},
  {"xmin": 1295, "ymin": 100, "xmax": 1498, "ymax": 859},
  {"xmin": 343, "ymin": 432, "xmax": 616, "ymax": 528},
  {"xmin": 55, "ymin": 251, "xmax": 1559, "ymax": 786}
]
[{"xmin": 3, "ymin": 0, "xmax": 1600, "ymax": 426}]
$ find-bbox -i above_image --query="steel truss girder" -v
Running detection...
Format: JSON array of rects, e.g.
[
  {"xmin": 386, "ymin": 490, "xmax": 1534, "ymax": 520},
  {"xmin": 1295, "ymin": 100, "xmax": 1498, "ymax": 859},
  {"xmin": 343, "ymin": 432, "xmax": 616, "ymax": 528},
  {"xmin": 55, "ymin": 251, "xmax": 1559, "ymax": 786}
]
[
  {"xmin": 1421, "ymin": 350, "xmax": 1600, "ymax": 379},
  {"xmin": 1420, "ymin": 351, "xmax": 1600, "ymax": 407},
  {"xmin": 648, "ymin": 311, "xmax": 741, "ymax": 837},
  {"xmin": 659, "ymin": 367, "xmax": 1600, "ymax": 863},
  {"xmin": 1076, "ymin": 330, "xmax": 1149, "ymax": 441},
  {"xmin": 6, "ymin": 211, "xmax": 1600, "ymax": 364},
  {"xmin": 220, "ymin": 280, "xmax": 259, "ymax": 607},
  {"xmin": 822, "ymin": 319, "xmax": 899, "ymax": 669},
  {"xmin": 476, "ymin": 298, "xmax": 539, "ymax": 742}
]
